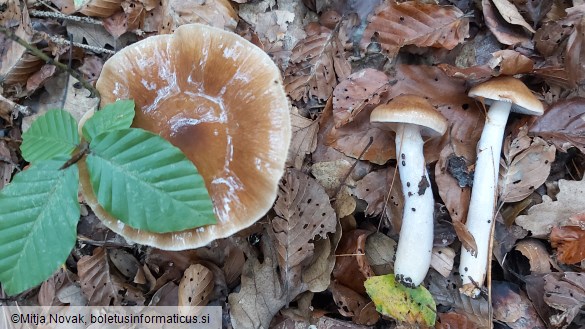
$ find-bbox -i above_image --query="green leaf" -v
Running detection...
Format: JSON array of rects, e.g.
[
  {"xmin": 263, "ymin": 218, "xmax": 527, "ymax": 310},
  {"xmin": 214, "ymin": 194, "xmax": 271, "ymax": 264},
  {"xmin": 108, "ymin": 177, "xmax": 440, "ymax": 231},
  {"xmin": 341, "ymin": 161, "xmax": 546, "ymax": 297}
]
[
  {"xmin": 82, "ymin": 100, "xmax": 135, "ymax": 142},
  {"xmin": 364, "ymin": 274, "xmax": 436, "ymax": 326},
  {"xmin": 0, "ymin": 159, "xmax": 80, "ymax": 295},
  {"xmin": 86, "ymin": 128, "xmax": 216, "ymax": 233},
  {"xmin": 21, "ymin": 110, "xmax": 79, "ymax": 163}
]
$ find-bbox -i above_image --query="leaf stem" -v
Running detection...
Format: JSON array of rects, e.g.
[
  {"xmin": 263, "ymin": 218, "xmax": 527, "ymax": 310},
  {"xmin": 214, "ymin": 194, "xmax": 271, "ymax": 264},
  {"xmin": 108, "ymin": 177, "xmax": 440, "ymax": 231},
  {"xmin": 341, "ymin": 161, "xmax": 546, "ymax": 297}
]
[{"xmin": 60, "ymin": 142, "xmax": 89, "ymax": 170}]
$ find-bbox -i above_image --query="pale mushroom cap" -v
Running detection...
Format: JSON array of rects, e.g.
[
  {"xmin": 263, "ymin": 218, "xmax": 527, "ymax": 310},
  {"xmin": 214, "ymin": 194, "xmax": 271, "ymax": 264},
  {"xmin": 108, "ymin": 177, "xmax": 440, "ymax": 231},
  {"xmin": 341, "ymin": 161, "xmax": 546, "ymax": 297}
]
[
  {"xmin": 468, "ymin": 77, "xmax": 544, "ymax": 115},
  {"xmin": 90, "ymin": 23, "xmax": 291, "ymax": 250},
  {"xmin": 370, "ymin": 94, "xmax": 448, "ymax": 137}
]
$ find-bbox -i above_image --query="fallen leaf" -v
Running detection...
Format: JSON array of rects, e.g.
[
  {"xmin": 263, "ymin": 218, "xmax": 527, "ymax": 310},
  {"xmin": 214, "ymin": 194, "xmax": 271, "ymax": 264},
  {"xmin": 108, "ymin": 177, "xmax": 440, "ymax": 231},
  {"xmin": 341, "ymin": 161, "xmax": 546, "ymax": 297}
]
[
  {"xmin": 550, "ymin": 214, "xmax": 585, "ymax": 264},
  {"xmin": 514, "ymin": 239, "xmax": 552, "ymax": 274},
  {"xmin": 482, "ymin": 0, "xmax": 531, "ymax": 46},
  {"xmin": 499, "ymin": 127, "xmax": 556, "ymax": 203},
  {"xmin": 109, "ymin": 249, "xmax": 140, "ymax": 279},
  {"xmin": 270, "ymin": 168, "xmax": 337, "ymax": 299},
  {"xmin": 492, "ymin": 281, "xmax": 546, "ymax": 329},
  {"xmin": 365, "ymin": 273, "xmax": 436, "ymax": 326},
  {"xmin": 523, "ymin": 0, "xmax": 552, "ymax": 26},
  {"xmin": 284, "ymin": 24, "xmax": 351, "ymax": 101},
  {"xmin": 544, "ymin": 272, "xmax": 585, "ymax": 328},
  {"xmin": 178, "ymin": 264, "xmax": 214, "ymax": 307},
  {"xmin": 311, "ymin": 160, "xmax": 356, "ymax": 217},
  {"xmin": 78, "ymin": 247, "xmax": 121, "ymax": 305},
  {"xmin": 149, "ymin": 281, "xmax": 178, "ymax": 306},
  {"xmin": 515, "ymin": 177, "xmax": 585, "ymax": 237},
  {"xmin": 329, "ymin": 281, "xmax": 379, "ymax": 325},
  {"xmin": 354, "ymin": 167, "xmax": 403, "ymax": 233},
  {"xmin": 287, "ymin": 108, "xmax": 318, "ymax": 169},
  {"xmin": 529, "ymin": 97, "xmax": 585, "ymax": 154},
  {"xmin": 430, "ymin": 247, "xmax": 455, "ymax": 278},
  {"xmin": 0, "ymin": 141, "xmax": 16, "ymax": 191},
  {"xmin": 488, "ymin": 50, "xmax": 534, "ymax": 75},
  {"xmin": 332, "ymin": 229, "xmax": 374, "ymax": 294},
  {"xmin": 361, "ymin": 1, "xmax": 469, "ymax": 56},
  {"xmin": 365, "ymin": 232, "xmax": 396, "ymax": 276},
  {"xmin": 491, "ymin": 0, "xmax": 536, "ymax": 33},
  {"xmin": 332, "ymin": 68, "xmax": 389, "ymax": 128},
  {"xmin": 436, "ymin": 312, "xmax": 478, "ymax": 329},
  {"xmin": 76, "ymin": 0, "xmax": 123, "ymax": 17},
  {"xmin": 159, "ymin": 0, "xmax": 238, "ymax": 34}
]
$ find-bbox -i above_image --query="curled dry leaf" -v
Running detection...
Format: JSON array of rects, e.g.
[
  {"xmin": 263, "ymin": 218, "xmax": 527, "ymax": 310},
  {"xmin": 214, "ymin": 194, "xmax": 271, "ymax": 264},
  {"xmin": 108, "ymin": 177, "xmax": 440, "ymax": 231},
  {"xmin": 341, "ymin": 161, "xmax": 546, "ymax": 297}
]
[
  {"xmin": 482, "ymin": 0, "xmax": 531, "ymax": 46},
  {"xmin": 270, "ymin": 168, "xmax": 337, "ymax": 298},
  {"xmin": 516, "ymin": 178, "xmax": 585, "ymax": 237},
  {"xmin": 529, "ymin": 97, "xmax": 585, "ymax": 154},
  {"xmin": 332, "ymin": 229, "xmax": 374, "ymax": 294},
  {"xmin": 287, "ymin": 108, "xmax": 318, "ymax": 170},
  {"xmin": 311, "ymin": 160, "xmax": 356, "ymax": 217},
  {"xmin": 159, "ymin": 0, "xmax": 238, "ymax": 34},
  {"xmin": 430, "ymin": 247, "xmax": 455, "ymax": 278},
  {"xmin": 436, "ymin": 312, "xmax": 479, "ymax": 329},
  {"xmin": 543, "ymin": 272, "xmax": 585, "ymax": 328},
  {"xmin": 284, "ymin": 24, "xmax": 351, "ymax": 102},
  {"xmin": 354, "ymin": 167, "xmax": 403, "ymax": 233},
  {"xmin": 109, "ymin": 249, "xmax": 140, "ymax": 279},
  {"xmin": 76, "ymin": 0, "xmax": 124, "ymax": 18},
  {"xmin": 550, "ymin": 214, "xmax": 585, "ymax": 264},
  {"xmin": 492, "ymin": 281, "xmax": 546, "ymax": 329},
  {"xmin": 499, "ymin": 127, "xmax": 556, "ymax": 203},
  {"xmin": 329, "ymin": 281, "xmax": 380, "ymax": 325},
  {"xmin": 332, "ymin": 68, "xmax": 389, "ymax": 128},
  {"xmin": 488, "ymin": 50, "xmax": 534, "ymax": 75},
  {"xmin": 514, "ymin": 239, "xmax": 551, "ymax": 274},
  {"xmin": 365, "ymin": 232, "xmax": 396, "ymax": 276},
  {"xmin": 491, "ymin": 0, "xmax": 536, "ymax": 33},
  {"xmin": 361, "ymin": 1, "xmax": 469, "ymax": 56},
  {"xmin": 178, "ymin": 264, "xmax": 214, "ymax": 307},
  {"xmin": 0, "ymin": 141, "xmax": 16, "ymax": 190}
]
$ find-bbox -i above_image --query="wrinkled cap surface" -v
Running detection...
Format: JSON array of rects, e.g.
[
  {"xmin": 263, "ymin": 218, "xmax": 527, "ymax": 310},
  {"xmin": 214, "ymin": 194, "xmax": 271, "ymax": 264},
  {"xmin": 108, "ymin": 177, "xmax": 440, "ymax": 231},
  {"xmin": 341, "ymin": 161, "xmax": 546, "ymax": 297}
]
[
  {"xmin": 370, "ymin": 94, "xmax": 448, "ymax": 137},
  {"xmin": 88, "ymin": 23, "xmax": 291, "ymax": 250},
  {"xmin": 468, "ymin": 77, "xmax": 544, "ymax": 115}
]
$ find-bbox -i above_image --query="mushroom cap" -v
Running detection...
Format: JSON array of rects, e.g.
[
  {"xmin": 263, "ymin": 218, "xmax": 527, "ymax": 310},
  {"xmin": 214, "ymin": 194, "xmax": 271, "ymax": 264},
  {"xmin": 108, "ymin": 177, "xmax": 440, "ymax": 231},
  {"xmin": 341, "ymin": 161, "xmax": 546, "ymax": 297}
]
[
  {"xmin": 468, "ymin": 77, "xmax": 544, "ymax": 115},
  {"xmin": 88, "ymin": 23, "xmax": 291, "ymax": 250},
  {"xmin": 370, "ymin": 94, "xmax": 448, "ymax": 137}
]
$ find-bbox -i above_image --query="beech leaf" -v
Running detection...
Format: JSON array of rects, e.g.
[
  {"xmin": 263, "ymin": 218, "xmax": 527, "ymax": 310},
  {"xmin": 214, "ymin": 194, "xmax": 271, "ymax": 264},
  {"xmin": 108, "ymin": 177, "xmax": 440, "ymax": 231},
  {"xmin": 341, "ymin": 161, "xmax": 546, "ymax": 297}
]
[
  {"xmin": 178, "ymin": 264, "xmax": 214, "ymax": 307},
  {"xmin": 529, "ymin": 97, "xmax": 585, "ymax": 153},
  {"xmin": 362, "ymin": 1, "xmax": 469, "ymax": 56},
  {"xmin": 21, "ymin": 109, "xmax": 79, "ymax": 163}
]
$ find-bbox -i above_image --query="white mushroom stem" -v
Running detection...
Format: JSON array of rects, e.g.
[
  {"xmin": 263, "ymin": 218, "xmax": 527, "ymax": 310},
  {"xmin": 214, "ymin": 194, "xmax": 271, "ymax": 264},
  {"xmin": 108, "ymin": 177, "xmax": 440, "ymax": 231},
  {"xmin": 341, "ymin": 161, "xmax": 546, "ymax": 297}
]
[
  {"xmin": 459, "ymin": 100, "xmax": 512, "ymax": 297},
  {"xmin": 394, "ymin": 124, "xmax": 434, "ymax": 288}
]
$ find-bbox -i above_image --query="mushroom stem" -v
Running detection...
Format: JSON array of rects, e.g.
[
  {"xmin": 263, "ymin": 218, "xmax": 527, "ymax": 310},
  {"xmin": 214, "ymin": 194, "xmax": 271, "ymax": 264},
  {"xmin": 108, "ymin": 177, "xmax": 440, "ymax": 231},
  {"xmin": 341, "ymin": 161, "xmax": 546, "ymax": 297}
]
[
  {"xmin": 459, "ymin": 100, "xmax": 512, "ymax": 297},
  {"xmin": 394, "ymin": 124, "xmax": 434, "ymax": 288}
]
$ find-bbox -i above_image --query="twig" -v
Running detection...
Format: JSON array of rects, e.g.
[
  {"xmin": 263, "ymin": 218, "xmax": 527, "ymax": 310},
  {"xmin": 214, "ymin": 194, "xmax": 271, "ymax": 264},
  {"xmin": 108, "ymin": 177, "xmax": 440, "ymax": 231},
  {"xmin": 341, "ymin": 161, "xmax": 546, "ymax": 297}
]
[
  {"xmin": 0, "ymin": 26, "xmax": 100, "ymax": 98},
  {"xmin": 44, "ymin": 33, "xmax": 115, "ymax": 55},
  {"xmin": 29, "ymin": 10, "xmax": 103, "ymax": 25}
]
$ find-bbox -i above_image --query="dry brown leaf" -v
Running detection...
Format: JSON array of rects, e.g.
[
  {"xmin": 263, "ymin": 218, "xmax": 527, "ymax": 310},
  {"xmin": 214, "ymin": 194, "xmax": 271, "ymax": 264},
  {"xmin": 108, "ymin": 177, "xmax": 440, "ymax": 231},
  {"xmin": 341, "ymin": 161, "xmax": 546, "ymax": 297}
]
[
  {"xmin": 270, "ymin": 168, "xmax": 337, "ymax": 298},
  {"xmin": 543, "ymin": 272, "xmax": 585, "ymax": 328},
  {"xmin": 329, "ymin": 281, "xmax": 379, "ymax": 325},
  {"xmin": 515, "ymin": 177, "xmax": 585, "ymax": 237},
  {"xmin": 550, "ymin": 214, "xmax": 585, "ymax": 264},
  {"xmin": 529, "ymin": 97, "xmax": 585, "ymax": 154},
  {"xmin": 38, "ymin": 268, "xmax": 70, "ymax": 306},
  {"xmin": 222, "ymin": 242, "xmax": 245, "ymax": 289},
  {"xmin": 488, "ymin": 50, "xmax": 534, "ymax": 75},
  {"xmin": 302, "ymin": 221, "xmax": 341, "ymax": 293},
  {"xmin": 102, "ymin": 11, "xmax": 129, "ymax": 38},
  {"xmin": 436, "ymin": 312, "xmax": 479, "ymax": 329},
  {"xmin": 311, "ymin": 160, "xmax": 356, "ymax": 217},
  {"xmin": 361, "ymin": 1, "xmax": 469, "ymax": 56},
  {"xmin": 514, "ymin": 239, "xmax": 552, "ymax": 274},
  {"xmin": 178, "ymin": 264, "xmax": 214, "ymax": 307},
  {"xmin": 365, "ymin": 232, "xmax": 396, "ymax": 276},
  {"xmin": 287, "ymin": 108, "xmax": 318, "ymax": 170},
  {"xmin": 430, "ymin": 247, "xmax": 455, "ymax": 278},
  {"xmin": 109, "ymin": 249, "xmax": 140, "ymax": 279},
  {"xmin": 0, "ymin": 141, "xmax": 16, "ymax": 191},
  {"xmin": 332, "ymin": 68, "xmax": 389, "ymax": 128},
  {"xmin": 78, "ymin": 247, "xmax": 124, "ymax": 305},
  {"xmin": 499, "ymin": 127, "xmax": 556, "ymax": 203},
  {"xmin": 354, "ymin": 167, "xmax": 403, "ymax": 233},
  {"xmin": 492, "ymin": 281, "xmax": 546, "ymax": 329},
  {"xmin": 284, "ymin": 24, "xmax": 351, "ymax": 101},
  {"xmin": 491, "ymin": 0, "xmax": 536, "ymax": 33},
  {"xmin": 482, "ymin": 0, "xmax": 531, "ymax": 46},
  {"xmin": 332, "ymin": 229, "xmax": 374, "ymax": 295},
  {"xmin": 76, "ymin": 0, "xmax": 124, "ymax": 17},
  {"xmin": 566, "ymin": 19, "xmax": 585, "ymax": 88},
  {"xmin": 149, "ymin": 281, "xmax": 178, "ymax": 306},
  {"xmin": 159, "ymin": 0, "xmax": 237, "ymax": 34}
]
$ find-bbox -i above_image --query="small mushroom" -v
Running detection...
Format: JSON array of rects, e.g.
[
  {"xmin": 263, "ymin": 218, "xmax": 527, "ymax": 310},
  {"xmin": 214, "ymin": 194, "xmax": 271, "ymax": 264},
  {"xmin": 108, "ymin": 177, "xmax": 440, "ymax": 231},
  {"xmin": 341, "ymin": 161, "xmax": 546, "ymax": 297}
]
[
  {"xmin": 459, "ymin": 77, "xmax": 543, "ymax": 297},
  {"xmin": 370, "ymin": 95, "xmax": 447, "ymax": 287},
  {"xmin": 81, "ymin": 24, "xmax": 291, "ymax": 250}
]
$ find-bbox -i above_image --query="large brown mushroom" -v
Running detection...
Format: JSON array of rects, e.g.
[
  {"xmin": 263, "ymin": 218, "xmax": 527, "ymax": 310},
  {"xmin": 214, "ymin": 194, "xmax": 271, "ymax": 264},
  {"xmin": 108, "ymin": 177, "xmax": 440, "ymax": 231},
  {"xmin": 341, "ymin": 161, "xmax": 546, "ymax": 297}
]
[{"xmin": 82, "ymin": 23, "xmax": 291, "ymax": 250}]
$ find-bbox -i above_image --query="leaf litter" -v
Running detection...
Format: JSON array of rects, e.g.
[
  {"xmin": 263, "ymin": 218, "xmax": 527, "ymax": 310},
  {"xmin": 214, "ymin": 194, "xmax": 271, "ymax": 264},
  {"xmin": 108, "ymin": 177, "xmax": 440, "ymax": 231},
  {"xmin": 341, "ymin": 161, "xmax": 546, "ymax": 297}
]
[{"xmin": 2, "ymin": 0, "xmax": 585, "ymax": 328}]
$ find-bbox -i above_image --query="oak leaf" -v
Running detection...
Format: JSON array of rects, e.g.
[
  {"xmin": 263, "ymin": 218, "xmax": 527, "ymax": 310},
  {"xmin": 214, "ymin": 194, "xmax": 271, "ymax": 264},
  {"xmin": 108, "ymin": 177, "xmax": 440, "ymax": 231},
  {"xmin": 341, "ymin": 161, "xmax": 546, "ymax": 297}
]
[{"xmin": 550, "ymin": 214, "xmax": 585, "ymax": 264}]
